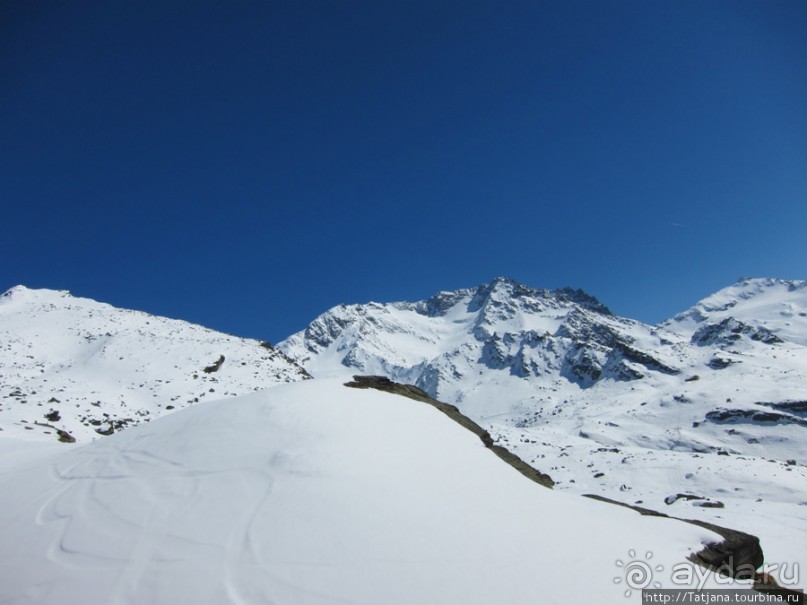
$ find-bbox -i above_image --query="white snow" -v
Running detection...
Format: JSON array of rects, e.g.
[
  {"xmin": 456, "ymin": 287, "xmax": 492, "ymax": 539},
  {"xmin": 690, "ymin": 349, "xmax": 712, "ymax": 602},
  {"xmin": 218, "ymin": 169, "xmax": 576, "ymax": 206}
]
[
  {"xmin": 278, "ymin": 278, "xmax": 807, "ymax": 586},
  {"xmin": 0, "ymin": 379, "xmax": 732, "ymax": 604},
  {"xmin": 0, "ymin": 286, "xmax": 308, "ymax": 443},
  {"xmin": 1, "ymin": 279, "xmax": 804, "ymax": 601},
  {"xmin": 665, "ymin": 278, "xmax": 807, "ymax": 345}
]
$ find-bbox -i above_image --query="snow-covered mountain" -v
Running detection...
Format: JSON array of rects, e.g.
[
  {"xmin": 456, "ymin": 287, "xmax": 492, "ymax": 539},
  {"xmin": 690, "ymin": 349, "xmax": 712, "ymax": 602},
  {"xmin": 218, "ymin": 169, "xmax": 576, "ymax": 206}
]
[
  {"xmin": 663, "ymin": 277, "xmax": 807, "ymax": 346},
  {"xmin": 279, "ymin": 277, "xmax": 807, "ymax": 446},
  {"xmin": 0, "ymin": 279, "xmax": 803, "ymax": 593},
  {"xmin": 280, "ymin": 277, "xmax": 681, "ymax": 407},
  {"xmin": 0, "ymin": 286, "xmax": 309, "ymax": 443},
  {"xmin": 0, "ymin": 379, "xmax": 754, "ymax": 604},
  {"xmin": 279, "ymin": 277, "xmax": 807, "ymax": 574}
]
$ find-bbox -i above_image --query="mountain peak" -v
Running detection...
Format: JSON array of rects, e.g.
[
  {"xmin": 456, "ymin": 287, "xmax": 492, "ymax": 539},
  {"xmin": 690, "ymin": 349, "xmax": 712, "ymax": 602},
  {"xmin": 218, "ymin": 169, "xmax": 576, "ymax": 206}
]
[
  {"xmin": 555, "ymin": 287, "xmax": 612, "ymax": 315},
  {"xmin": 468, "ymin": 278, "xmax": 612, "ymax": 316},
  {"xmin": 734, "ymin": 276, "xmax": 805, "ymax": 288},
  {"xmin": 468, "ymin": 277, "xmax": 531, "ymax": 309},
  {"xmin": 1, "ymin": 285, "xmax": 74, "ymax": 307},
  {"xmin": 488, "ymin": 276, "xmax": 523, "ymax": 290},
  {"xmin": 279, "ymin": 277, "xmax": 663, "ymax": 404},
  {"xmin": 473, "ymin": 276, "xmax": 528, "ymax": 298},
  {"xmin": 1, "ymin": 284, "xmax": 29, "ymax": 297},
  {"xmin": 664, "ymin": 277, "xmax": 807, "ymax": 346}
]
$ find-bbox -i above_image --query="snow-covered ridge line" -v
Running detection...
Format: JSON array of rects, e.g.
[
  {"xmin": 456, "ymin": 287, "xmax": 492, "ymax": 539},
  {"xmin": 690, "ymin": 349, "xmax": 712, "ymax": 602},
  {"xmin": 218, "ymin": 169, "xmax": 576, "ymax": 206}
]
[
  {"xmin": 347, "ymin": 374, "xmax": 764, "ymax": 583},
  {"xmin": 0, "ymin": 379, "xmax": 742, "ymax": 604},
  {"xmin": 345, "ymin": 374, "xmax": 555, "ymax": 488},
  {"xmin": 279, "ymin": 276, "xmax": 670, "ymax": 393},
  {"xmin": 279, "ymin": 276, "xmax": 807, "ymax": 580},
  {"xmin": 3, "ymin": 278, "xmax": 805, "ymax": 585},
  {"xmin": 584, "ymin": 494, "xmax": 763, "ymax": 581},
  {"xmin": 664, "ymin": 277, "xmax": 807, "ymax": 345},
  {"xmin": 0, "ymin": 285, "xmax": 309, "ymax": 442}
]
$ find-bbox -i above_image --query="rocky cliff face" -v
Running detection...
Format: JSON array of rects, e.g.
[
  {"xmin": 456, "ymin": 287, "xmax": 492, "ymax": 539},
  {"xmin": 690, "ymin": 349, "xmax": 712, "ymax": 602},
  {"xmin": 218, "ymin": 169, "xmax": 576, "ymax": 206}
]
[{"xmin": 279, "ymin": 277, "xmax": 681, "ymax": 402}]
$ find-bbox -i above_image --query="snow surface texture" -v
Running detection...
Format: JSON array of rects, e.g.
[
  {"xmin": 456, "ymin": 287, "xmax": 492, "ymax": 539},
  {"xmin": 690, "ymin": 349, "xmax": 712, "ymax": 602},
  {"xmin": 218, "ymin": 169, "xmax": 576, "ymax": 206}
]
[
  {"xmin": 279, "ymin": 277, "xmax": 807, "ymax": 583},
  {"xmin": 0, "ymin": 279, "xmax": 803, "ymax": 598},
  {"xmin": 664, "ymin": 278, "xmax": 807, "ymax": 346},
  {"xmin": 0, "ymin": 380, "xmax": 731, "ymax": 605},
  {"xmin": 0, "ymin": 286, "xmax": 309, "ymax": 442}
]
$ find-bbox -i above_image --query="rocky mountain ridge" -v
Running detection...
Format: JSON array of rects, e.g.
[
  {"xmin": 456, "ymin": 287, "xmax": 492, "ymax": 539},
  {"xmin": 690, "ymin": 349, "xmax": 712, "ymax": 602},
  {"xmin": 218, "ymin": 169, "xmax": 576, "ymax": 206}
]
[
  {"xmin": 280, "ymin": 277, "xmax": 686, "ymax": 397},
  {"xmin": 279, "ymin": 278, "xmax": 807, "ymax": 437},
  {"xmin": 278, "ymin": 276, "xmax": 807, "ymax": 574},
  {"xmin": 1, "ymin": 278, "xmax": 805, "ymax": 581}
]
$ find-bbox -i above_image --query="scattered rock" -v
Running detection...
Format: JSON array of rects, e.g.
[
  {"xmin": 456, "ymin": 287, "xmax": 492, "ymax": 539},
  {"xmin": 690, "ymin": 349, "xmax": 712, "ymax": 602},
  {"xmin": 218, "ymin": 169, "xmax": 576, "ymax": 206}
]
[
  {"xmin": 692, "ymin": 318, "xmax": 784, "ymax": 347},
  {"xmin": 705, "ymin": 408, "xmax": 807, "ymax": 428},
  {"xmin": 34, "ymin": 421, "xmax": 75, "ymax": 443},
  {"xmin": 708, "ymin": 357, "xmax": 735, "ymax": 369},
  {"xmin": 693, "ymin": 500, "xmax": 725, "ymax": 509},
  {"xmin": 665, "ymin": 493, "xmax": 705, "ymax": 505},
  {"xmin": 757, "ymin": 400, "xmax": 807, "ymax": 417},
  {"xmin": 203, "ymin": 355, "xmax": 225, "ymax": 374}
]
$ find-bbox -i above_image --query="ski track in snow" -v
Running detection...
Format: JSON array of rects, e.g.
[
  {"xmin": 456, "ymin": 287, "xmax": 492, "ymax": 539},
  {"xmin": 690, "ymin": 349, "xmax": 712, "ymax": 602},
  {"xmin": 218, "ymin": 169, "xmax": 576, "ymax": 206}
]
[
  {"xmin": 0, "ymin": 381, "xmax": 747, "ymax": 604},
  {"xmin": 1, "ymin": 280, "xmax": 805, "ymax": 601}
]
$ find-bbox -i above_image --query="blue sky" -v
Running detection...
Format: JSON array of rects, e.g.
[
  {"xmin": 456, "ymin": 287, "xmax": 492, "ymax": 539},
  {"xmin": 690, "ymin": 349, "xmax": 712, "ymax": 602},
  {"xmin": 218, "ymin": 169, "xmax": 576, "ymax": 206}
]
[{"xmin": 2, "ymin": 1, "xmax": 806, "ymax": 342}]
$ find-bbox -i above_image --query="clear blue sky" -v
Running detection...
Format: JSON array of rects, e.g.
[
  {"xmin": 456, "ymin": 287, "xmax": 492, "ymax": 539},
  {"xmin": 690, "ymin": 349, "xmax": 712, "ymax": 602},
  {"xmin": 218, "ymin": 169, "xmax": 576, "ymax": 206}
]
[{"xmin": 2, "ymin": 1, "xmax": 805, "ymax": 342}]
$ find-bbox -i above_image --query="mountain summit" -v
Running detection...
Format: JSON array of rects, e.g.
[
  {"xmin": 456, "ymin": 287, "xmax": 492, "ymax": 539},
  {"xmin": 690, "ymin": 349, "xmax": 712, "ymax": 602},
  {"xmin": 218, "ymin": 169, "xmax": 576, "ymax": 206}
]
[
  {"xmin": 279, "ymin": 277, "xmax": 678, "ymax": 414},
  {"xmin": 663, "ymin": 277, "xmax": 807, "ymax": 346},
  {"xmin": 279, "ymin": 277, "xmax": 807, "ymax": 570},
  {"xmin": 279, "ymin": 277, "xmax": 807, "ymax": 422},
  {"xmin": 1, "ymin": 280, "xmax": 805, "ymax": 589}
]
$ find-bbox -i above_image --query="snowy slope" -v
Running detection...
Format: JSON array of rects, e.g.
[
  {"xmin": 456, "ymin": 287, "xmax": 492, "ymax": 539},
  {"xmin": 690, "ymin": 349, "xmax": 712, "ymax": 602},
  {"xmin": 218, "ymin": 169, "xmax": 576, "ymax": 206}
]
[
  {"xmin": 0, "ymin": 379, "xmax": 741, "ymax": 605},
  {"xmin": 278, "ymin": 278, "xmax": 807, "ymax": 461},
  {"xmin": 278, "ymin": 278, "xmax": 807, "ymax": 582},
  {"xmin": 0, "ymin": 286, "xmax": 309, "ymax": 443},
  {"xmin": 663, "ymin": 278, "xmax": 807, "ymax": 346},
  {"xmin": 279, "ymin": 277, "xmax": 682, "ymax": 413}
]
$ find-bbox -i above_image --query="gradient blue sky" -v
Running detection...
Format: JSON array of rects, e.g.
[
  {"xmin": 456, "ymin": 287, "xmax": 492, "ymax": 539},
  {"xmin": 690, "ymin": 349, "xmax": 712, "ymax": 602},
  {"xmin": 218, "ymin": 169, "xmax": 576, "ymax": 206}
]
[{"xmin": 2, "ymin": 1, "xmax": 806, "ymax": 342}]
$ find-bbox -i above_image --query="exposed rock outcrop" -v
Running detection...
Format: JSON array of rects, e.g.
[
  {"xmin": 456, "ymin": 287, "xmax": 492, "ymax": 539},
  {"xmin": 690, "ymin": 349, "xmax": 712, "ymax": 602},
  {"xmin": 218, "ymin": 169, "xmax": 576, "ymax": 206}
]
[
  {"xmin": 692, "ymin": 318, "xmax": 784, "ymax": 347},
  {"xmin": 584, "ymin": 494, "xmax": 763, "ymax": 581},
  {"xmin": 344, "ymin": 375, "xmax": 555, "ymax": 488},
  {"xmin": 203, "ymin": 355, "xmax": 225, "ymax": 374}
]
